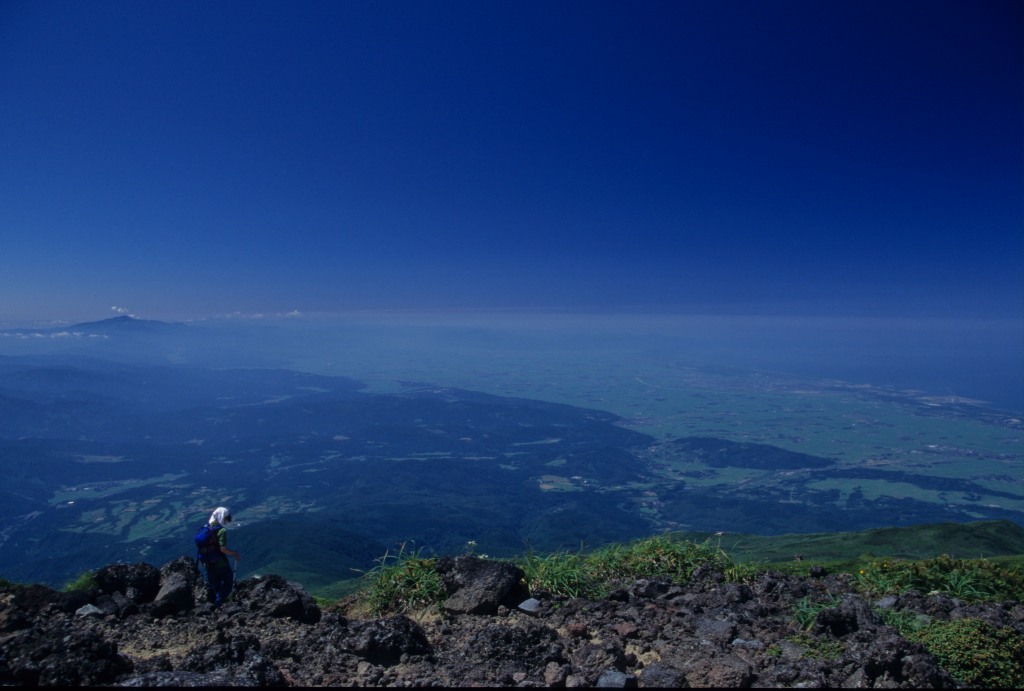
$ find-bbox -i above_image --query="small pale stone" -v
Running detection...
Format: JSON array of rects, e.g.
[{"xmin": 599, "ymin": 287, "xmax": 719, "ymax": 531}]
[
  {"xmin": 517, "ymin": 597, "xmax": 542, "ymax": 615},
  {"xmin": 75, "ymin": 604, "xmax": 103, "ymax": 618},
  {"xmin": 544, "ymin": 662, "xmax": 568, "ymax": 686}
]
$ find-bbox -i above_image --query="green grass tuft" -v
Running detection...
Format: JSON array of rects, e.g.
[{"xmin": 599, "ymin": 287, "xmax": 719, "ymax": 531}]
[
  {"xmin": 853, "ymin": 555, "xmax": 1024, "ymax": 602},
  {"xmin": 357, "ymin": 543, "xmax": 446, "ymax": 616},
  {"xmin": 519, "ymin": 548, "xmax": 597, "ymax": 598},
  {"xmin": 518, "ymin": 535, "xmax": 736, "ymax": 599},
  {"xmin": 63, "ymin": 570, "xmax": 98, "ymax": 592},
  {"xmin": 791, "ymin": 591, "xmax": 844, "ymax": 630}
]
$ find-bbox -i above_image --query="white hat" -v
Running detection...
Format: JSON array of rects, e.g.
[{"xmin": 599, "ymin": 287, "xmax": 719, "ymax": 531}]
[{"xmin": 209, "ymin": 507, "xmax": 232, "ymax": 527}]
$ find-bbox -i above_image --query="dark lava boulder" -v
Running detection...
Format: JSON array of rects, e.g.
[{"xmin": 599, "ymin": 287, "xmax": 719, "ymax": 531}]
[
  {"xmin": 149, "ymin": 556, "xmax": 203, "ymax": 617},
  {"xmin": 569, "ymin": 639, "xmax": 630, "ymax": 686},
  {"xmin": 638, "ymin": 662, "xmax": 688, "ymax": 688},
  {"xmin": 94, "ymin": 562, "xmax": 161, "ymax": 604},
  {"xmin": 466, "ymin": 620, "xmax": 564, "ymax": 685},
  {"xmin": 233, "ymin": 574, "xmax": 321, "ymax": 624},
  {"xmin": 812, "ymin": 594, "xmax": 882, "ymax": 637},
  {"xmin": 337, "ymin": 615, "xmax": 431, "ymax": 666},
  {"xmin": 0, "ymin": 622, "xmax": 133, "ymax": 686},
  {"xmin": 179, "ymin": 631, "xmax": 284, "ymax": 686},
  {"xmin": 436, "ymin": 554, "xmax": 529, "ymax": 615},
  {"xmin": 0, "ymin": 583, "xmax": 92, "ymax": 632}
]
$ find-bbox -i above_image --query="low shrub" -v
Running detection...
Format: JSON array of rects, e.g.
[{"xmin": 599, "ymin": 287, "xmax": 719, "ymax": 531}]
[
  {"xmin": 785, "ymin": 632, "xmax": 844, "ymax": 661},
  {"xmin": 911, "ymin": 618, "xmax": 1024, "ymax": 689}
]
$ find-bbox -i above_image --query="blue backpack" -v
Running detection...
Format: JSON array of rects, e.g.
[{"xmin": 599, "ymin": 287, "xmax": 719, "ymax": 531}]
[{"xmin": 194, "ymin": 524, "xmax": 222, "ymax": 563}]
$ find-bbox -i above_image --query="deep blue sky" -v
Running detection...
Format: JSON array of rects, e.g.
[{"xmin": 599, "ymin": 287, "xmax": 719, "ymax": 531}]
[{"xmin": 1, "ymin": 0, "xmax": 1021, "ymax": 322}]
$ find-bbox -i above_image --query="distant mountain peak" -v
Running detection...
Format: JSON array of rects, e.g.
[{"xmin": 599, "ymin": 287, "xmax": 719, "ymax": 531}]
[{"xmin": 69, "ymin": 316, "xmax": 180, "ymax": 333}]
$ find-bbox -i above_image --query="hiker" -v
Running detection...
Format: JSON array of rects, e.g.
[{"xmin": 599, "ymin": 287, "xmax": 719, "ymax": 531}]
[{"xmin": 196, "ymin": 506, "xmax": 241, "ymax": 606}]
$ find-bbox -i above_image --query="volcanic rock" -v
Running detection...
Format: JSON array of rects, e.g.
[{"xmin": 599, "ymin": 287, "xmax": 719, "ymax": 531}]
[{"xmin": 2, "ymin": 555, "xmax": 1016, "ymax": 687}]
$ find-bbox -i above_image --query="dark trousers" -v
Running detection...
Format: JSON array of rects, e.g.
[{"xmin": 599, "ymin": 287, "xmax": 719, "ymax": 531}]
[{"xmin": 204, "ymin": 559, "xmax": 234, "ymax": 605}]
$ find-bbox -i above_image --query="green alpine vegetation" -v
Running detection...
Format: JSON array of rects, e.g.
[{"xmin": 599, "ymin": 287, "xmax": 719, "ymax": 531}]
[
  {"xmin": 352, "ymin": 523, "xmax": 1024, "ymax": 615},
  {"xmin": 320, "ymin": 519, "xmax": 1024, "ymax": 602}
]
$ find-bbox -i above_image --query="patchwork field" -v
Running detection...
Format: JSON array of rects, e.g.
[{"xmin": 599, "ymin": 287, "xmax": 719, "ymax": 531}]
[{"xmin": 297, "ymin": 344, "xmax": 1023, "ymax": 530}]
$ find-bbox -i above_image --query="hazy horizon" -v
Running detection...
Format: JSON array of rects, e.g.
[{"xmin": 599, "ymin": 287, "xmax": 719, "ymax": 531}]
[
  {"xmin": 3, "ymin": 309, "xmax": 1019, "ymax": 414},
  {"xmin": 272, "ymin": 311, "xmax": 1024, "ymax": 415}
]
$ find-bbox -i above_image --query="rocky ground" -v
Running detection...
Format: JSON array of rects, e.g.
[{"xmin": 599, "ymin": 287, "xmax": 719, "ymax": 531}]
[{"xmin": 2, "ymin": 555, "xmax": 1023, "ymax": 687}]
